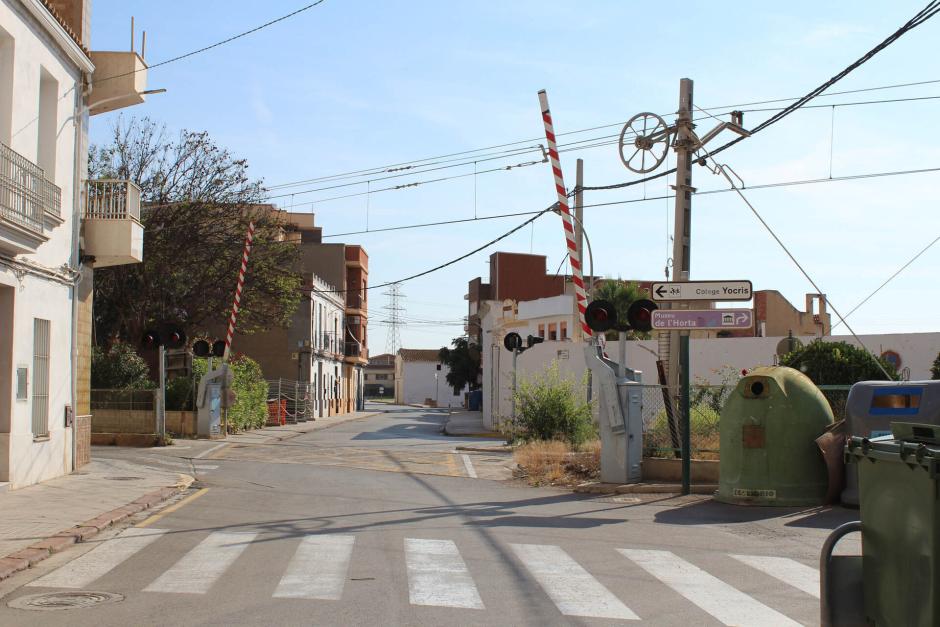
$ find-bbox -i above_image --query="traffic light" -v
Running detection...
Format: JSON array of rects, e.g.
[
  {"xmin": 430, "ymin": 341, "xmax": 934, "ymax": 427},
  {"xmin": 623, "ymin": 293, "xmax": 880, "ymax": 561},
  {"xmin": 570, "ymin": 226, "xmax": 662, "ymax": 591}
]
[
  {"xmin": 585, "ymin": 300, "xmax": 617, "ymax": 333},
  {"xmin": 141, "ymin": 329, "xmax": 161, "ymax": 349},
  {"xmin": 212, "ymin": 340, "xmax": 226, "ymax": 358},
  {"xmin": 626, "ymin": 298, "xmax": 658, "ymax": 333},
  {"xmin": 526, "ymin": 335, "xmax": 545, "ymax": 348},
  {"xmin": 503, "ymin": 332, "xmax": 523, "ymax": 351},
  {"xmin": 162, "ymin": 325, "xmax": 187, "ymax": 350},
  {"xmin": 192, "ymin": 340, "xmax": 211, "ymax": 357}
]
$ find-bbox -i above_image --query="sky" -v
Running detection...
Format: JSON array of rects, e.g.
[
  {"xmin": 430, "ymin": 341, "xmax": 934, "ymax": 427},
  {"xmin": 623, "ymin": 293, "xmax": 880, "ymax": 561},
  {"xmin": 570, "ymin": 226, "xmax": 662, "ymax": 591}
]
[{"xmin": 89, "ymin": 1, "xmax": 940, "ymax": 353}]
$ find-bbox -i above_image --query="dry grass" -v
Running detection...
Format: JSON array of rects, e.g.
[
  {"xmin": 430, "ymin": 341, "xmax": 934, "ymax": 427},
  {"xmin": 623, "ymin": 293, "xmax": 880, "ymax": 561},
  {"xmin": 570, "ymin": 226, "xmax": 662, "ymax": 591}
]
[{"xmin": 513, "ymin": 439, "xmax": 601, "ymax": 487}]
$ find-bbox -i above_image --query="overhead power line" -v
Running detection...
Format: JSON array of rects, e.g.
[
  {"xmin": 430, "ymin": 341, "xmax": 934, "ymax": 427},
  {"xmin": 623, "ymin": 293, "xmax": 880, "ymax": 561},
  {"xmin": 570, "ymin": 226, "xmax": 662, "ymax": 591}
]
[
  {"xmin": 319, "ymin": 164, "xmax": 940, "ymax": 238},
  {"xmin": 94, "ymin": 1, "xmax": 328, "ymax": 85}
]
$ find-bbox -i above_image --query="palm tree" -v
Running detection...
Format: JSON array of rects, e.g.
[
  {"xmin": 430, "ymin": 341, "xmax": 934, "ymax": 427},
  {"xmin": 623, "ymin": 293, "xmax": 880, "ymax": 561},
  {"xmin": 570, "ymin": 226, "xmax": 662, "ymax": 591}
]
[{"xmin": 592, "ymin": 278, "xmax": 651, "ymax": 340}]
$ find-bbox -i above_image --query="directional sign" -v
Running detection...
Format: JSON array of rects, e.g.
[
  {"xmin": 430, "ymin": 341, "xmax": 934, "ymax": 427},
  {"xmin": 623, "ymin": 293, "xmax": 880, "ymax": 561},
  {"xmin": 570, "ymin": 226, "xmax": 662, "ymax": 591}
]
[
  {"xmin": 650, "ymin": 280, "xmax": 752, "ymax": 302},
  {"xmin": 651, "ymin": 309, "xmax": 753, "ymax": 330}
]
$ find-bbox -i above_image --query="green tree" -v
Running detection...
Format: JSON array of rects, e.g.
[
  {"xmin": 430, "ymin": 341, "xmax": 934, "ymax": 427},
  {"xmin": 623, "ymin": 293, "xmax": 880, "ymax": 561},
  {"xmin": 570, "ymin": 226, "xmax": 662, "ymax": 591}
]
[
  {"xmin": 931, "ymin": 351, "xmax": 940, "ymax": 380},
  {"xmin": 592, "ymin": 278, "xmax": 651, "ymax": 340},
  {"xmin": 438, "ymin": 337, "xmax": 481, "ymax": 394},
  {"xmin": 780, "ymin": 340, "xmax": 897, "ymax": 385},
  {"xmin": 89, "ymin": 116, "xmax": 301, "ymax": 344},
  {"xmin": 91, "ymin": 342, "xmax": 154, "ymax": 389}
]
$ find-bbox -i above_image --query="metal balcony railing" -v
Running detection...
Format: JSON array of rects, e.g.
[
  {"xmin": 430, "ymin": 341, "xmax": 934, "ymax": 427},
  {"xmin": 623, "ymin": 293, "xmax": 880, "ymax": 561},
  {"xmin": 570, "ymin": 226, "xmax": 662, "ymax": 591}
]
[
  {"xmin": 346, "ymin": 293, "xmax": 365, "ymax": 310},
  {"xmin": 0, "ymin": 142, "xmax": 61, "ymax": 234},
  {"xmin": 345, "ymin": 341, "xmax": 365, "ymax": 358},
  {"xmin": 85, "ymin": 179, "xmax": 141, "ymax": 221}
]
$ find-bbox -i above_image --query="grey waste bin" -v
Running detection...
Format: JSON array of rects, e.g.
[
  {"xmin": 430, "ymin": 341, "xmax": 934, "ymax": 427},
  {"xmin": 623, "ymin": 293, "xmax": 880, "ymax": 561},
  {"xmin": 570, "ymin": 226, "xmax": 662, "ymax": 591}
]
[{"xmin": 841, "ymin": 381, "xmax": 940, "ymax": 505}]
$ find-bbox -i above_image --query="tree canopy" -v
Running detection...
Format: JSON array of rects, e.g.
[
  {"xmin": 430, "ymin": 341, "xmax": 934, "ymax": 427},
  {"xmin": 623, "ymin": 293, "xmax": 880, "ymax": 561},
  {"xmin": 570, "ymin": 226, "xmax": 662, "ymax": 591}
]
[
  {"xmin": 89, "ymin": 117, "xmax": 301, "ymax": 345},
  {"xmin": 779, "ymin": 340, "xmax": 897, "ymax": 385},
  {"xmin": 438, "ymin": 337, "xmax": 481, "ymax": 393}
]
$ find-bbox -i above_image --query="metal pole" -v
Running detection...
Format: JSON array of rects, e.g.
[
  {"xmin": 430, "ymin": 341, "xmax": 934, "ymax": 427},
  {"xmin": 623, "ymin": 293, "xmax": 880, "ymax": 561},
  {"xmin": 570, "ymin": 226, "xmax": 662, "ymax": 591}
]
[
  {"xmin": 667, "ymin": 78, "xmax": 695, "ymax": 417},
  {"xmin": 157, "ymin": 344, "xmax": 166, "ymax": 443},
  {"xmin": 574, "ymin": 158, "xmax": 586, "ymax": 340},
  {"xmin": 511, "ymin": 349, "xmax": 518, "ymax": 424},
  {"xmin": 680, "ymin": 333, "xmax": 691, "ymax": 495},
  {"xmin": 618, "ymin": 331, "xmax": 627, "ymax": 378}
]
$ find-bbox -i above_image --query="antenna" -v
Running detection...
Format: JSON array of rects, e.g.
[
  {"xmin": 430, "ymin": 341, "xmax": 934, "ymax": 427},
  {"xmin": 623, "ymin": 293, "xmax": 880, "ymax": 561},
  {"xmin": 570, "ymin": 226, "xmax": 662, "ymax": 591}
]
[{"xmin": 382, "ymin": 283, "xmax": 405, "ymax": 355}]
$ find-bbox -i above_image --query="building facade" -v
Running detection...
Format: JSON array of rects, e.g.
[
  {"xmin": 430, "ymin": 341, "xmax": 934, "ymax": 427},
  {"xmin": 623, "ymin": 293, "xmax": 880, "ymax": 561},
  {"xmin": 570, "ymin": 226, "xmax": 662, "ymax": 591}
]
[
  {"xmin": 394, "ymin": 349, "xmax": 465, "ymax": 408},
  {"xmin": 0, "ymin": 0, "xmax": 146, "ymax": 488},
  {"xmin": 364, "ymin": 353, "xmax": 394, "ymax": 398}
]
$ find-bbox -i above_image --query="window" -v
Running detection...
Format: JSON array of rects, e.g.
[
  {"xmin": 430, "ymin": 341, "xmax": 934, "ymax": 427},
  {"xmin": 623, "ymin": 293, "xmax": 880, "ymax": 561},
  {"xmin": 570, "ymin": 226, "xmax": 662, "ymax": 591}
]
[
  {"xmin": 375, "ymin": 374, "xmax": 389, "ymax": 381},
  {"xmin": 538, "ymin": 323, "xmax": 545, "ymax": 338},
  {"xmin": 37, "ymin": 68, "xmax": 58, "ymax": 180},
  {"xmin": 548, "ymin": 323, "xmax": 557, "ymax": 341},
  {"xmin": 560, "ymin": 321, "xmax": 568, "ymax": 340},
  {"xmin": 364, "ymin": 374, "xmax": 369, "ymax": 381},
  {"xmin": 16, "ymin": 366, "xmax": 27, "ymax": 400},
  {"xmin": 0, "ymin": 26, "xmax": 13, "ymax": 145},
  {"xmin": 31, "ymin": 319, "xmax": 50, "ymax": 437}
]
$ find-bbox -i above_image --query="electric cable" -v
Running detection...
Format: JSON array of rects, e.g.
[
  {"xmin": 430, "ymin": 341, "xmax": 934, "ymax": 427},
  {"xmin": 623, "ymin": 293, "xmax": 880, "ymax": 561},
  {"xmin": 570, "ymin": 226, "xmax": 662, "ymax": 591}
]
[{"xmin": 93, "ymin": 1, "xmax": 328, "ymax": 85}]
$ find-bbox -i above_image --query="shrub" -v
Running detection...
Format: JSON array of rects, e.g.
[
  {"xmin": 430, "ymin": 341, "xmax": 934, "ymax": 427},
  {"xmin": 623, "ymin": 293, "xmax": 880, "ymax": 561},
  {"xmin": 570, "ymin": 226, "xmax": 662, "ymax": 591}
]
[
  {"xmin": 91, "ymin": 342, "xmax": 154, "ymax": 389},
  {"xmin": 511, "ymin": 363, "xmax": 595, "ymax": 448},
  {"xmin": 165, "ymin": 375, "xmax": 195, "ymax": 411},
  {"xmin": 780, "ymin": 340, "xmax": 896, "ymax": 384},
  {"xmin": 644, "ymin": 404, "xmax": 721, "ymax": 459}
]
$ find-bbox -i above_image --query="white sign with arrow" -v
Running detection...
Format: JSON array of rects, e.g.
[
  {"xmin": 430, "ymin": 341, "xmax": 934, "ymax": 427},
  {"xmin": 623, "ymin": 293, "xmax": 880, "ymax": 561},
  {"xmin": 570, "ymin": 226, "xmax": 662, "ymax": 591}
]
[{"xmin": 650, "ymin": 280, "xmax": 753, "ymax": 302}]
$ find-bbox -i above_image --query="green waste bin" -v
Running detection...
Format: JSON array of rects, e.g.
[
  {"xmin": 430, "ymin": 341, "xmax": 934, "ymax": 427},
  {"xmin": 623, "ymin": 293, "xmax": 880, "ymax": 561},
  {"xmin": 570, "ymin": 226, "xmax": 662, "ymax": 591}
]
[
  {"xmin": 716, "ymin": 366, "xmax": 833, "ymax": 506},
  {"xmin": 846, "ymin": 423, "xmax": 940, "ymax": 627}
]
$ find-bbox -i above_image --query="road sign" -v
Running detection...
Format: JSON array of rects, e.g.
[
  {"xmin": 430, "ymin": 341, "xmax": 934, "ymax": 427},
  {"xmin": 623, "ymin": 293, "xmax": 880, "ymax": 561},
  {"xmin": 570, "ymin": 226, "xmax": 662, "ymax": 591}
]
[
  {"xmin": 651, "ymin": 309, "xmax": 753, "ymax": 330},
  {"xmin": 650, "ymin": 280, "xmax": 752, "ymax": 302}
]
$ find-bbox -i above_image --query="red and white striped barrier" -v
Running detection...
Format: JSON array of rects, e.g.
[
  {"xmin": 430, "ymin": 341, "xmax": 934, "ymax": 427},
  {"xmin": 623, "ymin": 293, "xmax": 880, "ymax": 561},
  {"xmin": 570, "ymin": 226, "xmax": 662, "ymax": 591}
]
[
  {"xmin": 537, "ymin": 90, "xmax": 591, "ymax": 338},
  {"xmin": 223, "ymin": 221, "xmax": 256, "ymax": 361}
]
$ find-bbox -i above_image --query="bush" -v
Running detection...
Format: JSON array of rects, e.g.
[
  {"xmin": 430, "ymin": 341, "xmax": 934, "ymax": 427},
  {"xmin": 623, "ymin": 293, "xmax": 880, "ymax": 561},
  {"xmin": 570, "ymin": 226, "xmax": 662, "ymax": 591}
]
[
  {"xmin": 644, "ymin": 404, "xmax": 721, "ymax": 459},
  {"xmin": 511, "ymin": 363, "xmax": 595, "ymax": 448},
  {"xmin": 91, "ymin": 342, "xmax": 154, "ymax": 389},
  {"xmin": 192, "ymin": 355, "xmax": 268, "ymax": 432},
  {"xmin": 165, "ymin": 375, "xmax": 195, "ymax": 411},
  {"xmin": 780, "ymin": 340, "xmax": 896, "ymax": 384}
]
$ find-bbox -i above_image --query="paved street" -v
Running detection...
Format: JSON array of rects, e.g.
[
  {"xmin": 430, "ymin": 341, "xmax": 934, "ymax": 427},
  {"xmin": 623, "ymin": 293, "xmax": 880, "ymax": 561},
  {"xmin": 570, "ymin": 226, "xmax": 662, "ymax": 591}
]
[{"xmin": 0, "ymin": 404, "xmax": 856, "ymax": 626}]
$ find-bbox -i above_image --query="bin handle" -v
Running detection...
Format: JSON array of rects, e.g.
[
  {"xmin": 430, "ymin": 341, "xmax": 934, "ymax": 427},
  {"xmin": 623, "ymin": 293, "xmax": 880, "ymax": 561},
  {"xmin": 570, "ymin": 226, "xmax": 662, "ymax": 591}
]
[{"xmin": 819, "ymin": 520, "xmax": 862, "ymax": 627}]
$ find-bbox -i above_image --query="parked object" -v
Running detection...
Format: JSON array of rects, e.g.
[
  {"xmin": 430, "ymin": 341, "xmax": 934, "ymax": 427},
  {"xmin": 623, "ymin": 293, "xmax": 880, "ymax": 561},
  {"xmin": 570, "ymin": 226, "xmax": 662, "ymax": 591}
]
[
  {"xmin": 815, "ymin": 420, "xmax": 847, "ymax": 504},
  {"xmin": 841, "ymin": 380, "xmax": 940, "ymax": 505},
  {"xmin": 844, "ymin": 423, "xmax": 940, "ymax": 626},
  {"xmin": 716, "ymin": 366, "xmax": 833, "ymax": 506}
]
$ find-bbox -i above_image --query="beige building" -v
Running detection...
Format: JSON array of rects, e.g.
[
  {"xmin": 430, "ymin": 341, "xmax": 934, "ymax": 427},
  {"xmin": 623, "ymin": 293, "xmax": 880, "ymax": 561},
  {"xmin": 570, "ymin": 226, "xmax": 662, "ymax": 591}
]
[{"xmin": 364, "ymin": 353, "xmax": 394, "ymax": 398}]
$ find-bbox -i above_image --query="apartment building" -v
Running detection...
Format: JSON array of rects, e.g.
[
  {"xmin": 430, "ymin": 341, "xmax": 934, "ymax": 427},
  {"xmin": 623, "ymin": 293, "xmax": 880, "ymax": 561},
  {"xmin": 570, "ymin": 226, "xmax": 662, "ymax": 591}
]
[
  {"xmin": 0, "ymin": 0, "xmax": 147, "ymax": 488},
  {"xmin": 364, "ymin": 353, "xmax": 394, "ymax": 398}
]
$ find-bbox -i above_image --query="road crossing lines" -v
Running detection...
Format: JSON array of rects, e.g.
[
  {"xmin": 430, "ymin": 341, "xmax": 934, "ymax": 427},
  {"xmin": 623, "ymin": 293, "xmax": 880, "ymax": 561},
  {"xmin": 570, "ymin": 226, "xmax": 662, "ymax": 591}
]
[
  {"xmin": 618, "ymin": 548, "xmax": 802, "ymax": 627},
  {"xmin": 144, "ymin": 530, "xmax": 258, "ymax": 594},
  {"xmin": 405, "ymin": 538, "xmax": 484, "ymax": 609},
  {"xmin": 274, "ymin": 534, "xmax": 355, "ymax": 600},
  {"xmin": 23, "ymin": 525, "xmax": 820, "ymax": 623},
  {"xmin": 27, "ymin": 527, "xmax": 168, "ymax": 589},
  {"xmin": 510, "ymin": 543, "xmax": 639, "ymax": 621}
]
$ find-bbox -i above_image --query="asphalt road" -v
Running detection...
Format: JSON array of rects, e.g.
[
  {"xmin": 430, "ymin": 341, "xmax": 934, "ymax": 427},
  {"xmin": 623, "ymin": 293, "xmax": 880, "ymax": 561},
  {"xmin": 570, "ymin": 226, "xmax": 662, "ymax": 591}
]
[{"xmin": 0, "ymin": 404, "xmax": 857, "ymax": 626}]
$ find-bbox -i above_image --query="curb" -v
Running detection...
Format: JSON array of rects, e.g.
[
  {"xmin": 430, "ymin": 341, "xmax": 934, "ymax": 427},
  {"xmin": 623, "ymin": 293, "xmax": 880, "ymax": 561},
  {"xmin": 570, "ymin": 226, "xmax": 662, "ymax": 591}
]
[
  {"xmin": 455, "ymin": 445, "xmax": 513, "ymax": 454},
  {"xmin": 0, "ymin": 475, "xmax": 195, "ymax": 582},
  {"xmin": 574, "ymin": 482, "xmax": 718, "ymax": 495}
]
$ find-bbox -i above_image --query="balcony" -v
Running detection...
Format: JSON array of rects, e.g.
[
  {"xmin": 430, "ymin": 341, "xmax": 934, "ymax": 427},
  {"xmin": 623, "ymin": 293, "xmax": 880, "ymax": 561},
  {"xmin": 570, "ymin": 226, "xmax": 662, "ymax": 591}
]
[
  {"xmin": 82, "ymin": 180, "xmax": 144, "ymax": 267},
  {"xmin": 0, "ymin": 142, "xmax": 61, "ymax": 254},
  {"xmin": 346, "ymin": 293, "xmax": 367, "ymax": 313},
  {"xmin": 345, "ymin": 341, "xmax": 367, "ymax": 362},
  {"xmin": 89, "ymin": 52, "xmax": 149, "ymax": 116}
]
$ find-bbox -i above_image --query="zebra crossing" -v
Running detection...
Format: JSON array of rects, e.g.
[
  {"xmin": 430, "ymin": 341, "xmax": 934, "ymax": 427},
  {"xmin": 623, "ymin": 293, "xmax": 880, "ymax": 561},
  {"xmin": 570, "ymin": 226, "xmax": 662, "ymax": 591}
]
[{"xmin": 27, "ymin": 527, "xmax": 818, "ymax": 624}]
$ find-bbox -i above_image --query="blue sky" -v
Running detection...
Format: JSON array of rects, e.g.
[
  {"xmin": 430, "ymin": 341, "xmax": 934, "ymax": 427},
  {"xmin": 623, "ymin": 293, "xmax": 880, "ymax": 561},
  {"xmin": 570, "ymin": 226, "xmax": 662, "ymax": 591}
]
[{"xmin": 90, "ymin": 1, "xmax": 940, "ymax": 351}]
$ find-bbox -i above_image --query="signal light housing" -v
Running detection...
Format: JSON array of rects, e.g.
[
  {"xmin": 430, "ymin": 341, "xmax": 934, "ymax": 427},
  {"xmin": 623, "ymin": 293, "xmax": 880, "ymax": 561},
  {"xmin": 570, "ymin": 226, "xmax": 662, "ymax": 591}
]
[
  {"xmin": 585, "ymin": 300, "xmax": 617, "ymax": 333},
  {"xmin": 141, "ymin": 329, "xmax": 161, "ymax": 349},
  {"xmin": 526, "ymin": 335, "xmax": 545, "ymax": 348},
  {"xmin": 503, "ymin": 332, "xmax": 523, "ymax": 352},
  {"xmin": 192, "ymin": 340, "xmax": 211, "ymax": 357},
  {"xmin": 626, "ymin": 299, "xmax": 658, "ymax": 333},
  {"xmin": 212, "ymin": 340, "xmax": 227, "ymax": 358}
]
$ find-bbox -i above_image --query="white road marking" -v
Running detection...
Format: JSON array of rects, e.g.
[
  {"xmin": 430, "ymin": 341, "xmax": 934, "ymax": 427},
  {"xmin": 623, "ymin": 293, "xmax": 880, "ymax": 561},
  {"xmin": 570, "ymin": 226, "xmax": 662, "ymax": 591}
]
[
  {"xmin": 618, "ymin": 549, "xmax": 800, "ymax": 626},
  {"xmin": 405, "ymin": 538, "xmax": 484, "ymax": 609},
  {"xmin": 194, "ymin": 442, "xmax": 228, "ymax": 459},
  {"xmin": 273, "ymin": 535, "xmax": 355, "ymax": 600},
  {"xmin": 731, "ymin": 554, "xmax": 820, "ymax": 598},
  {"xmin": 511, "ymin": 543, "xmax": 638, "ymax": 620},
  {"xmin": 28, "ymin": 528, "xmax": 167, "ymax": 589},
  {"xmin": 144, "ymin": 531, "xmax": 257, "ymax": 594},
  {"xmin": 461, "ymin": 454, "xmax": 478, "ymax": 478}
]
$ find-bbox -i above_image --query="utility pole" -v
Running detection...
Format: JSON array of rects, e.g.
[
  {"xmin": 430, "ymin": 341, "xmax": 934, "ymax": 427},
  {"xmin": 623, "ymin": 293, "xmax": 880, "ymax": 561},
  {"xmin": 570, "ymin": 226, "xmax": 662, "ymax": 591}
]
[
  {"xmin": 382, "ymin": 283, "xmax": 404, "ymax": 355},
  {"xmin": 574, "ymin": 158, "xmax": 585, "ymax": 341},
  {"xmin": 665, "ymin": 78, "xmax": 695, "ymax": 432}
]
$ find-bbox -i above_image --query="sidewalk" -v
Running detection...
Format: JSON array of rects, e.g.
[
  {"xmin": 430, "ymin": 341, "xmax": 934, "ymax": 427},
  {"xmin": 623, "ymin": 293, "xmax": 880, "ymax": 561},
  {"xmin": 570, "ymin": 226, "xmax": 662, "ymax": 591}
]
[
  {"xmin": 443, "ymin": 410, "xmax": 502, "ymax": 438},
  {"xmin": 0, "ymin": 457, "xmax": 190, "ymax": 581}
]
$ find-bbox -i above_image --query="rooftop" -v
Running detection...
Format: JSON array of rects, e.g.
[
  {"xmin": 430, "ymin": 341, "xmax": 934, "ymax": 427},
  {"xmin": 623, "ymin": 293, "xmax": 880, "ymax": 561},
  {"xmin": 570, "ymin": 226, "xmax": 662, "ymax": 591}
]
[{"xmin": 397, "ymin": 348, "xmax": 441, "ymax": 363}]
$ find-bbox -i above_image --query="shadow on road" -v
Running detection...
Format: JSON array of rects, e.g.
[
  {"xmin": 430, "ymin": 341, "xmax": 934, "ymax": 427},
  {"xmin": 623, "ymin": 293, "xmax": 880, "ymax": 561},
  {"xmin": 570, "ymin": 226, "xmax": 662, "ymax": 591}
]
[{"xmin": 653, "ymin": 498, "xmax": 860, "ymax": 530}]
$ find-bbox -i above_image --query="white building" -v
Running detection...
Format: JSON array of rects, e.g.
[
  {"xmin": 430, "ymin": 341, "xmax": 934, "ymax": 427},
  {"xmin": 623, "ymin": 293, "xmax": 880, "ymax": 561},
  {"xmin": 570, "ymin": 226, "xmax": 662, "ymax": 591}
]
[
  {"xmin": 395, "ymin": 349, "xmax": 466, "ymax": 408},
  {"xmin": 0, "ymin": 0, "xmax": 148, "ymax": 488},
  {"xmin": 309, "ymin": 274, "xmax": 345, "ymax": 417}
]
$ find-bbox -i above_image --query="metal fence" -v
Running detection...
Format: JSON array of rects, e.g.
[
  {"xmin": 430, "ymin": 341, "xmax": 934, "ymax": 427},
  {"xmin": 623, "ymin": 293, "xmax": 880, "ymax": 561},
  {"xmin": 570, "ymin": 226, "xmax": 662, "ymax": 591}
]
[
  {"xmin": 637, "ymin": 383, "xmax": 852, "ymax": 459},
  {"xmin": 0, "ymin": 141, "xmax": 61, "ymax": 233},
  {"xmin": 85, "ymin": 179, "xmax": 141, "ymax": 220},
  {"xmin": 91, "ymin": 389, "xmax": 157, "ymax": 411},
  {"xmin": 266, "ymin": 379, "xmax": 316, "ymax": 425}
]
